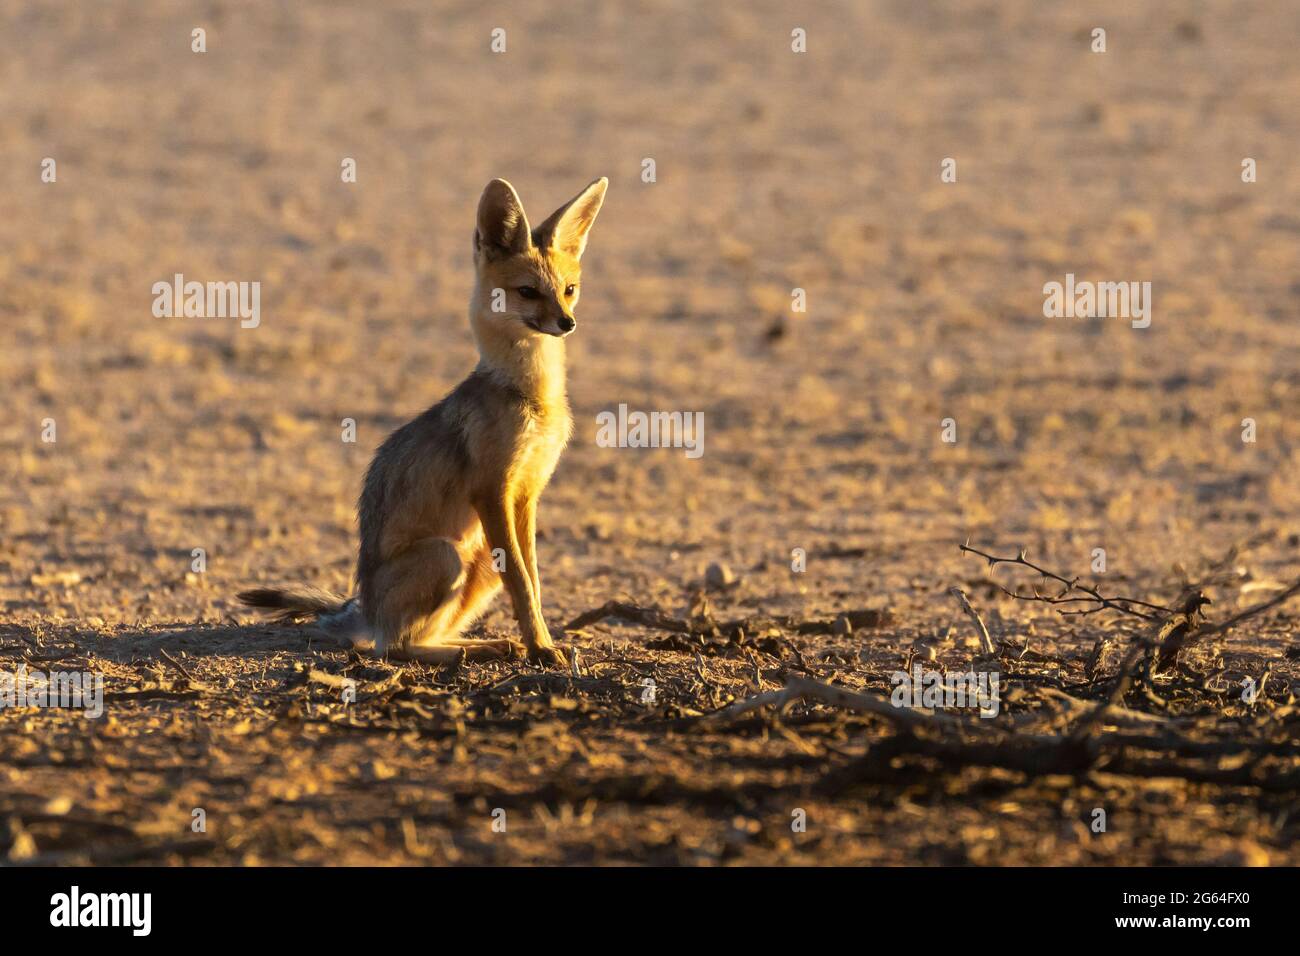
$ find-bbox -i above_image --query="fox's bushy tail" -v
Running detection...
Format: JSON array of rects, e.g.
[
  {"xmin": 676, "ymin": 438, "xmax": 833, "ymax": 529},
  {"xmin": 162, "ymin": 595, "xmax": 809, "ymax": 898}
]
[
  {"xmin": 238, "ymin": 584, "xmax": 350, "ymax": 621},
  {"xmin": 238, "ymin": 585, "xmax": 371, "ymax": 650}
]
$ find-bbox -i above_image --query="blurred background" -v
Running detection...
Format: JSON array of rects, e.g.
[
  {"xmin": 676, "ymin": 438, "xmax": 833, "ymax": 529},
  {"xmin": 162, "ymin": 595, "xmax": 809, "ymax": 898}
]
[
  {"xmin": 0, "ymin": 0, "xmax": 1297, "ymax": 636},
  {"xmin": 3, "ymin": 0, "xmax": 1298, "ymax": 626}
]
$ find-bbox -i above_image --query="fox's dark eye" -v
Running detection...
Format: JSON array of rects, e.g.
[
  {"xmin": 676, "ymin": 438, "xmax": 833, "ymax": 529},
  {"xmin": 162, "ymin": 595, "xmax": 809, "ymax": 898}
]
[
  {"xmin": 517, "ymin": 286, "xmax": 540, "ymax": 300},
  {"xmin": 564, "ymin": 285, "xmax": 576, "ymax": 297}
]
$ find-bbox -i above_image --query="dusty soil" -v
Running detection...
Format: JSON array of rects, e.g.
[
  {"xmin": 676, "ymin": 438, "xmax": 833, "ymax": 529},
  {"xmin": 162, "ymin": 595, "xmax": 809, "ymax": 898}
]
[{"xmin": 1, "ymin": 0, "xmax": 1298, "ymax": 865}]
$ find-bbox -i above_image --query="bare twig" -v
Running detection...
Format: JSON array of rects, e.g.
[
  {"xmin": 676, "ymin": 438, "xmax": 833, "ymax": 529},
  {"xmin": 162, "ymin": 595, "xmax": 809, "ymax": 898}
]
[
  {"xmin": 709, "ymin": 674, "xmax": 967, "ymax": 732},
  {"xmin": 1068, "ymin": 638, "xmax": 1154, "ymax": 743},
  {"xmin": 960, "ymin": 542, "xmax": 1169, "ymax": 621},
  {"xmin": 1038, "ymin": 686, "xmax": 1170, "ymax": 730},
  {"xmin": 949, "ymin": 587, "xmax": 996, "ymax": 656},
  {"xmin": 160, "ymin": 648, "xmax": 197, "ymax": 683},
  {"xmin": 1197, "ymin": 577, "xmax": 1300, "ymax": 639}
]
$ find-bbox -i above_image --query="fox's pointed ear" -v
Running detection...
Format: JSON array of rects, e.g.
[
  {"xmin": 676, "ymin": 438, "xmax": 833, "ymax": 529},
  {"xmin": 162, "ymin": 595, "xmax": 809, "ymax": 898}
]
[
  {"xmin": 475, "ymin": 179, "xmax": 532, "ymax": 257},
  {"xmin": 534, "ymin": 177, "xmax": 608, "ymax": 260}
]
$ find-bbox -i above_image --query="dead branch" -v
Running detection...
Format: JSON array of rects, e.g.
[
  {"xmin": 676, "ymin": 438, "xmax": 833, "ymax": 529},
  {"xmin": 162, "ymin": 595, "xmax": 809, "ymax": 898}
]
[
  {"xmin": 959, "ymin": 542, "xmax": 1169, "ymax": 621},
  {"xmin": 1197, "ymin": 576, "xmax": 1300, "ymax": 638},
  {"xmin": 709, "ymin": 674, "xmax": 968, "ymax": 732},
  {"xmin": 1067, "ymin": 637, "xmax": 1154, "ymax": 742},
  {"xmin": 160, "ymin": 648, "xmax": 197, "ymax": 683},
  {"xmin": 1038, "ymin": 686, "xmax": 1170, "ymax": 729}
]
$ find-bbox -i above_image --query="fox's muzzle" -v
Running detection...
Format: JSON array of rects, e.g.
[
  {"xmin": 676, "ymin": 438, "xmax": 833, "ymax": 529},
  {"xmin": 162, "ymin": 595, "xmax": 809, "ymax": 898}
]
[{"xmin": 526, "ymin": 314, "xmax": 576, "ymax": 337}]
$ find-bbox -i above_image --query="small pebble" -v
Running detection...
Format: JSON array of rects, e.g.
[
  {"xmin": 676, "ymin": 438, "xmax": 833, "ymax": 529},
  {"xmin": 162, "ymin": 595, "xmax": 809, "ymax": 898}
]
[{"xmin": 705, "ymin": 562, "xmax": 736, "ymax": 590}]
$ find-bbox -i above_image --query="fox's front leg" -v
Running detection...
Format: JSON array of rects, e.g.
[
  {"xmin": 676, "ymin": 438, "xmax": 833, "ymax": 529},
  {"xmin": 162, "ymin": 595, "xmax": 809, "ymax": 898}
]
[
  {"xmin": 516, "ymin": 496, "xmax": 542, "ymax": 603},
  {"xmin": 476, "ymin": 496, "xmax": 565, "ymax": 666}
]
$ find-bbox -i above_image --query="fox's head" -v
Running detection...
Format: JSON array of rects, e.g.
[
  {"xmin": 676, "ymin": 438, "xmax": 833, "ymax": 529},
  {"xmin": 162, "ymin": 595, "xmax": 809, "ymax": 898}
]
[{"xmin": 470, "ymin": 177, "xmax": 608, "ymax": 345}]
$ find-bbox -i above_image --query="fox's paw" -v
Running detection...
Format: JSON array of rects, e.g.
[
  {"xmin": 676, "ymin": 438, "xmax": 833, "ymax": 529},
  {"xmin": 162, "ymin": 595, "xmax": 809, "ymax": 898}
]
[
  {"xmin": 526, "ymin": 643, "xmax": 568, "ymax": 668},
  {"xmin": 455, "ymin": 638, "xmax": 524, "ymax": 663}
]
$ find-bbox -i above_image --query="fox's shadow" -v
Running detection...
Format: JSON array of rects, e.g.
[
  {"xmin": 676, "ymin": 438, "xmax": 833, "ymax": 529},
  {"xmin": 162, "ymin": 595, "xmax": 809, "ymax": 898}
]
[{"xmin": 0, "ymin": 619, "xmax": 351, "ymax": 667}]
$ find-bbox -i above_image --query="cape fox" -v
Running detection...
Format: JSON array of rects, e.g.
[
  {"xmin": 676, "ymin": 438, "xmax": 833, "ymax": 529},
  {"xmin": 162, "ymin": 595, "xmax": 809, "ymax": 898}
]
[{"xmin": 239, "ymin": 176, "xmax": 608, "ymax": 667}]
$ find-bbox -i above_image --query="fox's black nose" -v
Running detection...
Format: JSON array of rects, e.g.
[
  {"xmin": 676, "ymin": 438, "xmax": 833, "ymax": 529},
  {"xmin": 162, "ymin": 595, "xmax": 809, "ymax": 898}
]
[{"xmin": 558, "ymin": 315, "xmax": 576, "ymax": 333}]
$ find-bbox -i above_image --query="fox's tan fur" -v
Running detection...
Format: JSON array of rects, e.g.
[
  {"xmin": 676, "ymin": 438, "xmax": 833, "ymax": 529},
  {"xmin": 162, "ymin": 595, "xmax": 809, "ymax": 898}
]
[{"xmin": 240, "ymin": 177, "xmax": 608, "ymax": 667}]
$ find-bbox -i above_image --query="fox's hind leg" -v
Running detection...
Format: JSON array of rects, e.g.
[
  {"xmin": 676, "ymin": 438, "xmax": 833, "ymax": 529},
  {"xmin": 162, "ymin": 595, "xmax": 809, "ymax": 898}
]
[
  {"xmin": 369, "ymin": 536, "xmax": 464, "ymax": 657},
  {"xmin": 400, "ymin": 536, "xmax": 516, "ymax": 663},
  {"xmin": 370, "ymin": 535, "xmax": 517, "ymax": 663},
  {"xmin": 391, "ymin": 638, "xmax": 520, "ymax": 664}
]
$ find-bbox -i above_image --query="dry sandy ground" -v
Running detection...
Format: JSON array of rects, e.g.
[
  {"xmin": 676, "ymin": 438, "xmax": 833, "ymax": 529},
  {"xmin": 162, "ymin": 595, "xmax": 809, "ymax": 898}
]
[{"xmin": 1, "ymin": 0, "xmax": 1298, "ymax": 865}]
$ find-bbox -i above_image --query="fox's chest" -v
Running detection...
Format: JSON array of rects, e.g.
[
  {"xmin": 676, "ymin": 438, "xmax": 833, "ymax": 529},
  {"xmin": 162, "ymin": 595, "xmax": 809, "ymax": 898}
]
[{"xmin": 506, "ymin": 406, "xmax": 572, "ymax": 490}]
